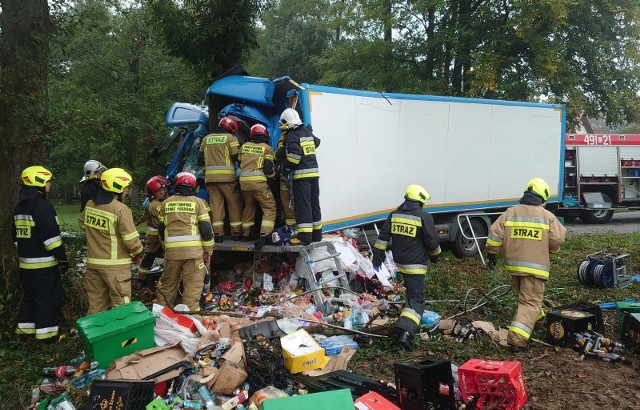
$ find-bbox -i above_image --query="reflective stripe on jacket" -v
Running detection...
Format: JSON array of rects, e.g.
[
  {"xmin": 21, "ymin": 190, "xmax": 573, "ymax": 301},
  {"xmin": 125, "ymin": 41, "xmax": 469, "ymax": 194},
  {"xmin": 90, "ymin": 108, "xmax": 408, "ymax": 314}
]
[
  {"xmin": 486, "ymin": 204, "xmax": 566, "ymax": 280},
  {"xmin": 238, "ymin": 142, "xmax": 276, "ymax": 191},
  {"xmin": 282, "ymin": 126, "xmax": 320, "ymax": 179},
  {"xmin": 79, "ymin": 198, "xmax": 143, "ymax": 269},
  {"xmin": 160, "ymin": 194, "xmax": 214, "ymax": 260}
]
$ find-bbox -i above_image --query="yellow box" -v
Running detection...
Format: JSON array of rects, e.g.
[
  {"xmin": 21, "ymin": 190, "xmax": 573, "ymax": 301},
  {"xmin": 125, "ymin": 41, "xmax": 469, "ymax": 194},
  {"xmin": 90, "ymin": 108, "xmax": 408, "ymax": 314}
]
[{"xmin": 281, "ymin": 329, "xmax": 330, "ymax": 374}]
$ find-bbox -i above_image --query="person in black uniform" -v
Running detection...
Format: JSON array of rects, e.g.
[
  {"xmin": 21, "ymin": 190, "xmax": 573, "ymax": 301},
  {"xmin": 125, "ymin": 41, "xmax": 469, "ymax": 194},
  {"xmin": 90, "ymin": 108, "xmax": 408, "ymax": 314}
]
[
  {"xmin": 14, "ymin": 166, "xmax": 68, "ymax": 343},
  {"xmin": 372, "ymin": 184, "xmax": 441, "ymax": 350},
  {"xmin": 79, "ymin": 160, "xmax": 107, "ymax": 212},
  {"xmin": 278, "ymin": 108, "xmax": 322, "ymax": 245}
]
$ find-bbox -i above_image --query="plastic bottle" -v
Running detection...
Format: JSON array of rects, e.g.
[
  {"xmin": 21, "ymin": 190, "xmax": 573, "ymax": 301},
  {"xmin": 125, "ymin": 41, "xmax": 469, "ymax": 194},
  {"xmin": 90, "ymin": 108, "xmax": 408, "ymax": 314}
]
[
  {"xmin": 198, "ymin": 385, "xmax": 215, "ymax": 409},
  {"xmin": 42, "ymin": 365, "xmax": 76, "ymax": 379},
  {"xmin": 352, "ymin": 306, "xmax": 364, "ymax": 329}
]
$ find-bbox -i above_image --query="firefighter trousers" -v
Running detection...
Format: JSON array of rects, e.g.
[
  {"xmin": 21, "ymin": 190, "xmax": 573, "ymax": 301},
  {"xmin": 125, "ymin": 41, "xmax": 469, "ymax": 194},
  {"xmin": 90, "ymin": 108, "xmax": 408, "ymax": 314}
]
[
  {"xmin": 394, "ymin": 273, "xmax": 425, "ymax": 337},
  {"xmin": 84, "ymin": 266, "xmax": 132, "ymax": 315},
  {"xmin": 206, "ymin": 182, "xmax": 243, "ymax": 236},
  {"xmin": 16, "ymin": 266, "xmax": 62, "ymax": 341},
  {"xmin": 507, "ymin": 274, "xmax": 545, "ymax": 347},
  {"xmin": 155, "ymin": 258, "xmax": 205, "ymax": 312},
  {"xmin": 292, "ymin": 177, "xmax": 322, "ymax": 243},
  {"xmin": 241, "ymin": 184, "xmax": 276, "ymax": 237},
  {"xmin": 280, "ymin": 174, "xmax": 296, "ymax": 226}
]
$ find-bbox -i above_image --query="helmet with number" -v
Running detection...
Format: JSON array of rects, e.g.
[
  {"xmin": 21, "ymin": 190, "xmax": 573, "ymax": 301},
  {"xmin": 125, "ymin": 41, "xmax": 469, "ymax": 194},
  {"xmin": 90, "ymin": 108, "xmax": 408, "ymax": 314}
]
[
  {"xmin": 279, "ymin": 108, "xmax": 302, "ymax": 130},
  {"xmin": 174, "ymin": 171, "xmax": 197, "ymax": 189},
  {"xmin": 525, "ymin": 177, "xmax": 550, "ymax": 201},
  {"xmin": 404, "ymin": 184, "xmax": 431, "ymax": 204},
  {"xmin": 22, "ymin": 166, "xmax": 53, "ymax": 188},
  {"xmin": 250, "ymin": 123, "xmax": 268, "ymax": 141},
  {"xmin": 219, "ymin": 116, "xmax": 239, "ymax": 134},
  {"xmin": 101, "ymin": 168, "xmax": 132, "ymax": 194},
  {"xmin": 81, "ymin": 160, "xmax": 107, "ymax": 182},
  {"xmin": 146, "ymin": 175, "xmax": 169, "ymax": 197}
]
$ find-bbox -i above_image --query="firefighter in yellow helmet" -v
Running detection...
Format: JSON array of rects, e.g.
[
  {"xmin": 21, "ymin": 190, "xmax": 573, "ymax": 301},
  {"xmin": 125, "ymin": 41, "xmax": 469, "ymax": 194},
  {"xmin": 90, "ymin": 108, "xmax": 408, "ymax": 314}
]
[
  {"xmin": 79, "ymin": 168, "xmax": 144, "ymax": 315},
  {"xmin": 14, "ymin": 166, "xmax": 68, "ymax": 343},
  {"xmin": 155, "ymin": 171, "xmax": 214, "ymax": 311},
  {"xmin": 372, "ymin": 184, "xmax": 441, "ymax": 350},
  {"xmin": 486, "ymin": 177, "xmax": 566, "ymax": 352}
]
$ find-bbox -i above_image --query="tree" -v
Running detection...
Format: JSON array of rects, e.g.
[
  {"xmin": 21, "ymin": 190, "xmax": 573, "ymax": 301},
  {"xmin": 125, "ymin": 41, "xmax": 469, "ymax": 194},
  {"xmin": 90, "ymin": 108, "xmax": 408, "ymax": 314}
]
[{"xmin": 0, "ymin": 0, "xmax": 53, "ymax": 248}]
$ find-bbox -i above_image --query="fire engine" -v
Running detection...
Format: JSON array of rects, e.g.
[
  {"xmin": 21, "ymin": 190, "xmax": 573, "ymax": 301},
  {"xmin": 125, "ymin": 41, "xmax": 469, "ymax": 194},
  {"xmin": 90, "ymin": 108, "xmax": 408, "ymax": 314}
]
[{"xmin": 559, "ymin": 133, "xmax": 640, "ymax": 223}]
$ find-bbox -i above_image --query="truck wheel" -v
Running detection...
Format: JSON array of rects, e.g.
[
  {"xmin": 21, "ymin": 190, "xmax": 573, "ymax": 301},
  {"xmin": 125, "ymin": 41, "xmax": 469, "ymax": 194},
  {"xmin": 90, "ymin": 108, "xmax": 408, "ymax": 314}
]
[
  {"xmin": 578, "ymin": 194, "xmax": 614, "ymax": 224},
  {"xmin": 453, "ymin": 219, "xmax": 486, "ymax": 258}
]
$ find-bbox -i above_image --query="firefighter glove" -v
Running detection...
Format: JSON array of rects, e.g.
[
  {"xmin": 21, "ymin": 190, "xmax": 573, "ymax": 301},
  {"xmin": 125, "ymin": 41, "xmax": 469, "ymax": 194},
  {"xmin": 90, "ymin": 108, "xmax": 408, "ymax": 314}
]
[
  {"xmin": 487, "ymin": 253, "xmax": 496, "ymax": 269},
  {"xmin": 428, "ymin": 254, "xmax": 439, "ymax": 264},
  {"xmin": 58, "ymin": 259, "xmax": 69, "ymax": 275},
  {"xmin": 132, "ymin": 253, "xmax": 144, "ymax": 265},
  {"xmin": 204, "ymin": 254, "xmax": 211, "ymax": 267}
]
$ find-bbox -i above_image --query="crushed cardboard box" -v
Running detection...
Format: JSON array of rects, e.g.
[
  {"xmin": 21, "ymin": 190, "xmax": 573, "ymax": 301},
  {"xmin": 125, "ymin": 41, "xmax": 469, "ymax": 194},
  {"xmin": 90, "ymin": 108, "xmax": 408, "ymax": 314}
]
[{"xmin": 106, "ymin": 342, "xmax": 192, "ymax": 383}]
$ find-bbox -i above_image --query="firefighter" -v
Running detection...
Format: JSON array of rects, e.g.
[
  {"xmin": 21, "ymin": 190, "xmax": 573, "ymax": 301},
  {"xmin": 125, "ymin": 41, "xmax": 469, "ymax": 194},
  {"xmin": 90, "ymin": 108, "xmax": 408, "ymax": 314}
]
[
  {"xmin": 486, "ymin": 177, "xmax": 567, "ymax": 352},
  {"xmin": 79, "ymin": 168, "xmax": 144, "ymax": 315},
  {"xmin": 372, "ymin": 185, "xmax": 441, "ymax": 351},
  {"xmin": 155, "ymin": 171, "xmax": 214, "ymax": 311},
  {"xmin": 79, "ymin": 160, "xmax": 107, "ymax": 212},
  {"xmin": 14, "ymin": 166, "xmax": 68, "ymax": 343},
  {"xmin": 137, "ymin": 175, "xmax": 169, "ymax": 284},
  {"xmin": 238, "ymin": 124, "xmax": 277, "ymax": 239},
  {"xmin": 198, "ymin": 116, "xmax": 243, "ymax": 242},
  {"xmin": 278, "ymin": 108, "xmax": 322, "ymax": 244},
  {"xmin": 275, "ymin": 131, "xmax": 296, "ymax": 227}
]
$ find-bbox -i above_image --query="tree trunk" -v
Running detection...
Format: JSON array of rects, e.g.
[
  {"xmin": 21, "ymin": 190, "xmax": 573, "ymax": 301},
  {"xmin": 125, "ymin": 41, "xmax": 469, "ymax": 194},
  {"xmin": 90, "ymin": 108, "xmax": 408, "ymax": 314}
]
[{"xmin": 0, "ymin": 0, "xmax": 52, "ymax": 249}]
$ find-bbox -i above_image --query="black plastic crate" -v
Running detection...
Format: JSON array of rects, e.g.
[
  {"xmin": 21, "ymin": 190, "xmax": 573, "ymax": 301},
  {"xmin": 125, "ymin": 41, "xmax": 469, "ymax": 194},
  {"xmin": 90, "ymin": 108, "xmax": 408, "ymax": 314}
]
[
  {"xmin": 621, "ymin": 312, "xmax": 640, "ymax": 353},
  {"xmin": 86, "ymin": 380, "xmax": 155, "ymax": 410},
  {"xmin": 394, "ymin": 356, "xmax": 455, "ymax": 410},
  {"xmin": 546, "ymin": 309, "xmax": 597, "ymax": 347},
  {"xmin": 556, "ymin": 301, "xmax": 604, "ymax": 334},
  {"xmin": 242, "ymin": 336, "xmax": 290, "ymax": 393}
]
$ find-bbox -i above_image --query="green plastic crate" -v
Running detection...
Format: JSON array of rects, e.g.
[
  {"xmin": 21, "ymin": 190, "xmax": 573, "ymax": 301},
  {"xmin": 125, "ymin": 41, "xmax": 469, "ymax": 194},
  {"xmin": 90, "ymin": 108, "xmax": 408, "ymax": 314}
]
[
  {"xmin": 76, "ymin": 301, "xmax": 156, "ymax": 369},
  {"xmin": 260, "ymin": 389, "xmax": 353, "ymax": 410},
  {"xmin": 616, "ymin": 301, "xmax": 640, "ymax": 332}
]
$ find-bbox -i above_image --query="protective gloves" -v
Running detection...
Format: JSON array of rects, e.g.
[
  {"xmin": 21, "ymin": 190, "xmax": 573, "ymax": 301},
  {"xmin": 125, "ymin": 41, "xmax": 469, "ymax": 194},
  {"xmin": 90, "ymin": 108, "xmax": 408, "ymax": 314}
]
[
  {"xmin": 486, "ymin": 253, "xmax": 496, "ymax": 269},
  {"xmin": 132, "ymin": 253, "xmax": 143, "ymax": 265},
  {"xmin": 58, "ymin": 259, "xmax": 69, "ymax": 275},
  {"xmin": 428, "ymin": 254, "xmax": 439, "ymax": 264}
]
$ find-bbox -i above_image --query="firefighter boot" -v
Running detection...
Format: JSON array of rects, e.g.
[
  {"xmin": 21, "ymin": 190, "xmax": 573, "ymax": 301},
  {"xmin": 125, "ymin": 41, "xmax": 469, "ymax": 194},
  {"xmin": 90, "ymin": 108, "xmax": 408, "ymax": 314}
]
[{"xmin": 398, "ymin": 331, "xmax": 416, "ymax": 351}]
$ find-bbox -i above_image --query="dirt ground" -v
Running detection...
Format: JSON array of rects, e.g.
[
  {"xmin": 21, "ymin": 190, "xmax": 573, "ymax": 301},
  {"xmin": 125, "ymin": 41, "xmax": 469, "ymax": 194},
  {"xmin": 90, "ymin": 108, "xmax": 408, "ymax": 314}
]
[{"xmin": 350, "ymin": 310, "xmax": 640, "ymax": 410}]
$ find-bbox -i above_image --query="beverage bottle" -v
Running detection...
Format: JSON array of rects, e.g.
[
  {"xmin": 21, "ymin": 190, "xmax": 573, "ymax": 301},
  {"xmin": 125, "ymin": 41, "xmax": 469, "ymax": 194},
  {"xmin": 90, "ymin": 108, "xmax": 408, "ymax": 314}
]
[{"xmin": 42, "ymin": 365, "xmax": 76, "ymax": 379}]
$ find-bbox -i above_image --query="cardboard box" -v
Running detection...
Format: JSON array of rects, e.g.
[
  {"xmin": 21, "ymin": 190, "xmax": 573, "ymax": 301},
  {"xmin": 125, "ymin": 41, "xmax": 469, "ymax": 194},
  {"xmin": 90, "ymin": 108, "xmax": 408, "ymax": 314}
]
[
  {"xmin": 106, "ymin": 342, "xmax": 192, "ymax": 383},
  {"xmin": 545, "ymin": 309, "xmax": 596, "ymax": 347},
  {"xmin": 222, "ymin": 341, "xmax": 245, "ymax": 369},
  {"xmin": 76, "ymin": 301, "xmax": 156, "ymax": 369},
  {"xmin": 260, "ymin": 388, "xmax": 353, "ymax": 410},
  {"xmin": 355, "ymin": 392, "xmax": 400, "ymax": 410},
  {"xmin": 280, "ymin": 329, "xmax": 330, "ymax": 374},
  {"xmin": 212, "ymin": 361, "xmax": 248, "ymax": 395}
]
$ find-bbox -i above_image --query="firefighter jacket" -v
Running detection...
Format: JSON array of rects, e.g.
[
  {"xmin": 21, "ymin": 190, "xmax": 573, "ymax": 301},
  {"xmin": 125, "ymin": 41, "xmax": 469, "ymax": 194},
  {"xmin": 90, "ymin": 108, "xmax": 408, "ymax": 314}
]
[
  {"xmin": 372, "ymin": 200, "xmax": 441, "ymax": 275},
  {"xmin": 13, "ymin": 187, "xmax": 67, "ymax": 270},
  {"xmin": 79, "ymin": 190, "xmax": 144, "ymax": 269},
  {"xmin": 486, "ymin": 200, "xmax": 566, "ymax": 280},
  {"xmin": 80, "ymin": 178, "xmax": 101, "ymax": 212},
  {"xmin": 198, "ymin": 132, "xmax": 240, "ymax": 183},
  {"xmin": 159, "ymin": 192, "xmax": 214, "ymax": 260},
  {"xmin": 144, "ymin": 197, "xmax": 164, "ymax": 253},
  {"xmin": 280, "ymin": 126, "xmax": 320, "ymax": 180},
  {"xmin": 238, "ymin": 141, "xmax": 276, "ymax": 191}
]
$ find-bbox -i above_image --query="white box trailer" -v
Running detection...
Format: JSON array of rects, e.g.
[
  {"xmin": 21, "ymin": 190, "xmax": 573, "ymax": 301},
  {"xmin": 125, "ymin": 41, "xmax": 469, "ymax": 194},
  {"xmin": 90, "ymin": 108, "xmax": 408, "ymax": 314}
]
[{"xmin": 162, "ymin": 71, "xmax": 566, "ymax": 257}]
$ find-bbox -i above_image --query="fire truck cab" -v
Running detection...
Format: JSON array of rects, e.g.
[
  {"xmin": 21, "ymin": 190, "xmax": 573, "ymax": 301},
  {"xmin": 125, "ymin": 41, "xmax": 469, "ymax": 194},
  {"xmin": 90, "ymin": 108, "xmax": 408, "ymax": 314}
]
[{"xmin": 560, "ymin": 134, "xmax": 640, "ymax": 223}]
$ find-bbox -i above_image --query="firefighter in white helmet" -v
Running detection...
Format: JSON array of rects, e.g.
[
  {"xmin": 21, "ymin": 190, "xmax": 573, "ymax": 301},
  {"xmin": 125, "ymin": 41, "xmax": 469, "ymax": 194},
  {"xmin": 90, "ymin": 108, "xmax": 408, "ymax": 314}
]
[
  {"xmin": 79, "ymin": 160, "xmax": 107, "ymax": 212},
  {"xmin": 372, "ymin": 184, "xmax": 441, "ymax": 351},
  {"xmin": 155, "ymin": 171, "xmax": 214, "ymax": 311},
  {"xmin": 79, "ymin": 168, "xmax": 144, "ymax": 314},
  {"xmin": 486, "ymin": 177, "xmax": 566, "ymax": 352}
]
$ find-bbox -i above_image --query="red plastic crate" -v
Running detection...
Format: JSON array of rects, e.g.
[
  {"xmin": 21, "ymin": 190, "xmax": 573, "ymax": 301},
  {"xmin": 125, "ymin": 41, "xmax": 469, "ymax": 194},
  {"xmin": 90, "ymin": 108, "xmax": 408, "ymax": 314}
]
[{"xmin": 458, "ymin": 359, "xmax": 527, "ymax": 410}]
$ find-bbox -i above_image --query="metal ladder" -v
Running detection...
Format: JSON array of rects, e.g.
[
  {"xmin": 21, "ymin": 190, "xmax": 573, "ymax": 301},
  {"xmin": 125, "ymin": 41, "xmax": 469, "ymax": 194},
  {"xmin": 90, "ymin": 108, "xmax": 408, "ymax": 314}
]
[{"xmin": 297, "ymin": 241, "xmax": 350, "ymax": 308}]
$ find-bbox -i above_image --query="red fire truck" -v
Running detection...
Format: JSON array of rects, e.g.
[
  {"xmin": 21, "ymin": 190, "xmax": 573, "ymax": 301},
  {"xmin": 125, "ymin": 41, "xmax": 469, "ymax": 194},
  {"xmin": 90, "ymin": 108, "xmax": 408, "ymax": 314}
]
[{"xmin": 560, "ymin": 133, "xmax": 640, "ymax": 223}]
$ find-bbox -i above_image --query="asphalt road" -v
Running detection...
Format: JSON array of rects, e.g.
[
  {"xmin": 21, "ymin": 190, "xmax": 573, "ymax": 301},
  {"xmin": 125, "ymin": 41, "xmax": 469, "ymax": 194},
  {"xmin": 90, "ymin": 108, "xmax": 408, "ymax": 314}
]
[{"xmin": 565, "ymin": 210, "xmax": 640, "ymax": 235}]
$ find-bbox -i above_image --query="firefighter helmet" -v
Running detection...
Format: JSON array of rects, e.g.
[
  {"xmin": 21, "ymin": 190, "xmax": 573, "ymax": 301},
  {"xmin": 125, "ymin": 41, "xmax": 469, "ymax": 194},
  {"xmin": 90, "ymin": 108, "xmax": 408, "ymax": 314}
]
[
  {"xmin": 219, "ymin": 116, "xmax": 239, "ymax": 134},
  {"xmin": 146, "ymin": 175, "xmax": 169, "ymax": 197},
  {"xmin": 525, "ymin": 177, "xmax": 550, "ymax": 201},
  {"xmin": 404, "ymin": 184, "xmax": 430, "ymax": 204},
  {"xmin": 82, "ymin": 160, "xmax": 107, "ymax": 182},
  {"xmin": 250, "ymin": 124, "xmax": 268, "ymax": 140},
  {"xmin": 174, "ymin": 171, "xmax": 197, "ymax": 189},
  {"xmin": 101, "ymin": 168, "xmax": 132, "ymax": 194},
  {"xmin": 22, "ymin": 166, "xmax": 53, "ymax": 188},
  {"xmin": 279, "ymin": 108, "xmax": 302, "ymax": 130}
]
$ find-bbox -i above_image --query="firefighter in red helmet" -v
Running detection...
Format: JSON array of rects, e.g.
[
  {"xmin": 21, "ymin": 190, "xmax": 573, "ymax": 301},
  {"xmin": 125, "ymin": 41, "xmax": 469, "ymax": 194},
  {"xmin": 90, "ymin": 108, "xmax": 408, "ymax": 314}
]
[{"xmin": 137, "ymin": 175, "xmax": 169, "ymax": 285}]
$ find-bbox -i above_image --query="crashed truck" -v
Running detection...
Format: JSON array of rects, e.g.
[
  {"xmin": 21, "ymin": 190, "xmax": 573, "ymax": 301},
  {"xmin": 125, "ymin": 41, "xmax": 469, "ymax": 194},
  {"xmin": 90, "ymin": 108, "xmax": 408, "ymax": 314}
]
[{"xmin": 152, "ymin": 66, "xmax": 566, "ymax": 258}]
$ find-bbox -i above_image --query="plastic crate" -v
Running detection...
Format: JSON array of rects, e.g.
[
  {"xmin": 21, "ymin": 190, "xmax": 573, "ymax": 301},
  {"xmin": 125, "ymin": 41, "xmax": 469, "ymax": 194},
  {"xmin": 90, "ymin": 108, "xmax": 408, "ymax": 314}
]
[
  {"xmin": 621, "ymin": 312, "xmax": 640, "ymax": 353},
  {"xmin": 556, "ymin": 301, "xmax": 604, "ymax": 334},
  {"xmin": 394, "ymin": 355, "xmax": 455, "ymax": 410},
  {"xmin": 616, "ymin": 301, "xmax": 640, "ymax": 333},
  {"xmin": 86, "ymin": 380, "xmax": 155, "ymax": 410},
  {"xmin": 242, "ymin": 336, "xmax": 290, "ymax": 393},
  {"xmin": 458, "ymin": 359, "xmax": 527, "ymax": 410}
]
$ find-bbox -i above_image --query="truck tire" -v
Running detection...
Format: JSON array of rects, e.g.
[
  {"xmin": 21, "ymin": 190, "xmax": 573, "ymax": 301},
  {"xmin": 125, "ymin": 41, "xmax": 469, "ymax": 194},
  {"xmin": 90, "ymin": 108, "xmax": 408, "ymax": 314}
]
[
  {"xmin": 453, "ymin": 219, "xmax": 486, "ymax": 258},
  {"xmin": 578, "ymin": 194, "xmax": 614, "ymax": 224}
]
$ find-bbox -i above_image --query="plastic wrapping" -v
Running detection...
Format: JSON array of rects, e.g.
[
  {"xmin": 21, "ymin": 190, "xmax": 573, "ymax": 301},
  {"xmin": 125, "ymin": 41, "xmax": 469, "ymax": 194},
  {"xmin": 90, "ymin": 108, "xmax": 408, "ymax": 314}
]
[{"xmin": 318, "ymin": 335, "xmax": 359, "ymax": 356}]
